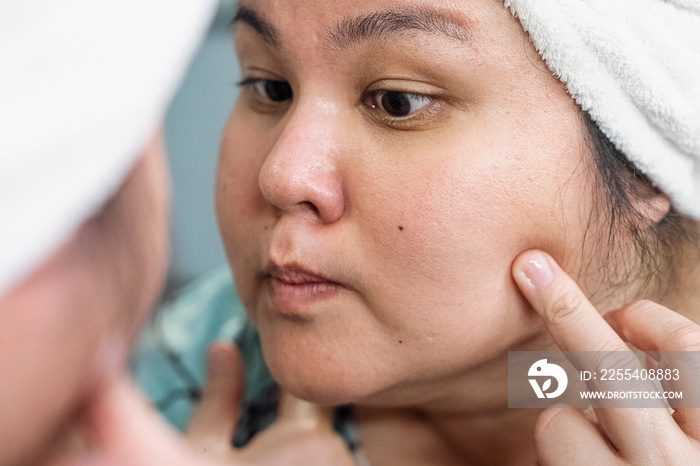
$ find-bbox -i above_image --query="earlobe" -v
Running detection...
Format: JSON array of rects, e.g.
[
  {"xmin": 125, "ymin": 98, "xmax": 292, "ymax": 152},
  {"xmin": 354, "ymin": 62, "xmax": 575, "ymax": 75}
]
[{"xmin": 631, "ymin": 186, "xmax": 671, "ymax": 230}]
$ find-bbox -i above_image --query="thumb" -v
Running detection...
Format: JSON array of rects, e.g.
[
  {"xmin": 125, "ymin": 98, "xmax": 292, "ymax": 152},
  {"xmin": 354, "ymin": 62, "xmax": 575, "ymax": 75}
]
[
  {"xmin": 187, "ymin": 342, "xmax": 245, "ymax": 455},
  {"xmin": 277, "ymin": 390, "xmax": 335, "ymax": 432}
]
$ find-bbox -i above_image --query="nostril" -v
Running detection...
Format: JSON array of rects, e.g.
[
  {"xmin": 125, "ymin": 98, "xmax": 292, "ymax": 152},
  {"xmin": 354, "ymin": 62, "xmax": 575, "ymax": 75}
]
[{"xmin": 299, "ymin": 201, "xmax": 320, "ymax": 217}]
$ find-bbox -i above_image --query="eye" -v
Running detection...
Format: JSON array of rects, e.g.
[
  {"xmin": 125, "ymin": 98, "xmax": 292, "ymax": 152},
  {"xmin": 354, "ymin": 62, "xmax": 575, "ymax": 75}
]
[
  {"xmin": 238, "ymin": 78, "xmax": 293, "ymax": 103},
  {"xmin": 365, "ymin": 90, "xmax": 432, "ymax": 117}
]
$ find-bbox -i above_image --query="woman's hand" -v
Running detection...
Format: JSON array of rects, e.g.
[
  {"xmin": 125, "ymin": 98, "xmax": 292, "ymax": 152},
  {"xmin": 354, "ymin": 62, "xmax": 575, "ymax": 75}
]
[
  {"xmin": 46, "ymin": 342, "xmax": 353, "ymax": 466},
  {"xmin": 512, "ymin": 250, "xmax": 700, "ymax": 465},
  {"xmin": 186, "ymin": 342, "xmax": 355, "ymax": 466}
]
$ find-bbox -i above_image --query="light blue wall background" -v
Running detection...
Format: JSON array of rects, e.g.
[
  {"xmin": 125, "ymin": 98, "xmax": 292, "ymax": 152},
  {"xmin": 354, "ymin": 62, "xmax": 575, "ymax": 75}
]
[{"xmin": 165, "ymin": 1, "xmax": 239, "ymax": 286}]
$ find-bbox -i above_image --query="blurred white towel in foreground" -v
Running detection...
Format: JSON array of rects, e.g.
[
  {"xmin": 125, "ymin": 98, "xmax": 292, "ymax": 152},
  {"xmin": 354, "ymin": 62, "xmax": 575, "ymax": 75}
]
[{"xmin": 0, "ymin": 0, "xmax": 216, "ymax": 297}]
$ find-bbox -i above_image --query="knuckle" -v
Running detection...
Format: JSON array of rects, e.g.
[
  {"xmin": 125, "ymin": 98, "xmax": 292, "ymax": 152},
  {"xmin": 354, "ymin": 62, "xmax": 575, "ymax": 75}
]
[
  {"xmin": 666, "ymin": 322, "xmax": 700, "ymax": 351},
  {"xmin": 533, "ymin": 406, "xmax": 568, "ymax": 443},
  {"xmin": 587, "ymin": 335, "xmax": 629, "ymax": 354},
  {"xmin": 625, "ymin": 299, "xmax": 700, "ymax": 350},
  {"xmin": 546, "ymin": 291, "xmax": 585, "ymax": 324},
  {"xmin": 591, "ymin": 352, "xmax": 646, "ymax": 392},
  {"xmin": 608, "ymin": 304, "xmax": 634, "ymax": 332},
  {"xmin": 624, "ymin": 299, "xmax": 660, "ymax": 317},
  {"xmin": 594, "ymin": 350, "xmax": 639, "ymax": 374}
]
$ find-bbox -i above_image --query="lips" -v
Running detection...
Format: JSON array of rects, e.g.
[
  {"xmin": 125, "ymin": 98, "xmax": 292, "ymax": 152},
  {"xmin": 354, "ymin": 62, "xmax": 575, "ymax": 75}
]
[{"xmin": 264, "ymin": 262, "xmax": 345, "ymax": 315}]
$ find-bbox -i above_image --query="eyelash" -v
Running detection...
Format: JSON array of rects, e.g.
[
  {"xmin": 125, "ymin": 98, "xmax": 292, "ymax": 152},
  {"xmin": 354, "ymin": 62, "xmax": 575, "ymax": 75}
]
[
  {"xmin": 237, "ymin": 77, "xmax": 437, "ymax": 125},
  {"xmin": 237, "ymin": 77, "xmax": 293, "ymax": 110},
  {"xmin": 363, "ymin": 89, "xmax": 435, "ymax": 126}
]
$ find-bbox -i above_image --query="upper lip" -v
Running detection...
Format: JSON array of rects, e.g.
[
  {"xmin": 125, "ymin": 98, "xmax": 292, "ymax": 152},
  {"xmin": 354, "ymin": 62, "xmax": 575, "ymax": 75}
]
[{"xmin": 266, "ymin": 261, "xmax": 341, "ymax": 286}]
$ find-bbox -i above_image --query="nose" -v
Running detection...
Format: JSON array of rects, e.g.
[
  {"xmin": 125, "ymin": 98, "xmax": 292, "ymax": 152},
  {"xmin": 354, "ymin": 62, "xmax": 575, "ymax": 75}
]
[{"xmin": 258, "ymin": 101, "xmax": 346, "ymax": 224}]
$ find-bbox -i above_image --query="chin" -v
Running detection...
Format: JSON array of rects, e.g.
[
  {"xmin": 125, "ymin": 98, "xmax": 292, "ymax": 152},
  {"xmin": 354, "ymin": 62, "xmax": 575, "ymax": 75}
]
[
  {"xmin": 265, "ymin": 354, "xmax": 374, "ymax": 406},
  {"xmin": 262, "ymin": 345, "xmax": 440, "ymax": 409},
  {"xmin": 259, "ymin": 338, "xmax": 403, "ymax": 408}
]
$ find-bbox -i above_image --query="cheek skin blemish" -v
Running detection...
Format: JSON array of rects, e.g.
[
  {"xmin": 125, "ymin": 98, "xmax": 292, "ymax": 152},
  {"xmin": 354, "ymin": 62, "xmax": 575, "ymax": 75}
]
[
  {"xmin": 399, "ymin": 340, "xmax": 403, "ymax": 344},
  {"xmin": 398, "ymin": 226, "xmax": 404, "ymax": 231}
]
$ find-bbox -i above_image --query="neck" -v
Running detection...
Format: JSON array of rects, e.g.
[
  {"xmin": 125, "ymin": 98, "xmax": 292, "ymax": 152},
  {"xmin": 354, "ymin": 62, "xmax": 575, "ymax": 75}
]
[
  {"xmin": 423, "ymin": 332, "xmax": 558, "ymax": 464},
  {"xmin": 357, "ymin": 330, "xmax": 558, "ymax": 465},
  {"xmin": 423, "ymin": 404, "xmax": 541, "ymax": 465}
]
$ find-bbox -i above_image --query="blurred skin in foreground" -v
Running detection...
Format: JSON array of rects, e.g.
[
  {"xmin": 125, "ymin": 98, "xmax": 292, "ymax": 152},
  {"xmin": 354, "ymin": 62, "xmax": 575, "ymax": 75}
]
[
  {"xmin": 0, "ymin": 132, "xmax": 354, "ymax": 466},
  {"xmin": 0, "ymin": 133, "xmax": 170, "ymax": 466}
]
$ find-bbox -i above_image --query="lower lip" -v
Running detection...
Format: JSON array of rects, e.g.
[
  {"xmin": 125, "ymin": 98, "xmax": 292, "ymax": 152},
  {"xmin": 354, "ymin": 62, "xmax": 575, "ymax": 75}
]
[{"xmin": 267, "ymin": 277, "xmax": 342, "ymax": 315}]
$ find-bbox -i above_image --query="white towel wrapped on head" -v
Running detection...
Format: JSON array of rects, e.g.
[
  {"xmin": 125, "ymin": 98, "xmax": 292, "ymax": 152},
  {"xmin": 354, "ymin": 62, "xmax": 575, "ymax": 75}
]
[{"xmin": 505, "ymin": 0, "xmax": 700, "ymax": 218}]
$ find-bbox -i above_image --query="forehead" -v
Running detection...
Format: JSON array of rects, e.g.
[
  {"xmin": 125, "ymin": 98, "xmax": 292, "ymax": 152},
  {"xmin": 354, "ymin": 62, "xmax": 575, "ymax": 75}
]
[{"xmin": 233, "ymin": 0, "xmax": 523, "ymax": 58}]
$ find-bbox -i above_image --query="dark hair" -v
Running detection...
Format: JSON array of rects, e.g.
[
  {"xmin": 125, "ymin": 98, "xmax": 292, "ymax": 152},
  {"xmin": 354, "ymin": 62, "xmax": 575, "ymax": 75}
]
[{"xmin": 582, "ymin": 112, "xmax": 699, "ymax": 303}]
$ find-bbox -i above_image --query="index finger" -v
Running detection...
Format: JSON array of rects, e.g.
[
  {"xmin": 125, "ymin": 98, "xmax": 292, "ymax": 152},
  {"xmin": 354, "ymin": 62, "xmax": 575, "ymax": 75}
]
[
  {"xmin": 277, "ymin": 390, "xmax": 335, "ymax": 432},
  {"xmin": 512, "ymin": 250, "xmax": 683, "ymax": 458},
  {"xmin": 511, "ymin": 250, "xmax": 628, "ymax": 353}
]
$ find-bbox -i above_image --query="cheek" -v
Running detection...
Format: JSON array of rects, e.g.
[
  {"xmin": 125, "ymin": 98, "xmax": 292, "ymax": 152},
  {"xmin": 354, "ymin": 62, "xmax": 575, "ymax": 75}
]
[
  {"xmin": 353, "ymin": 139, "xmax": 587, "ymax": 350},
  {"xmin": 216, "ymin": 113, "xmax": 272, "ymax": 310},
  {"xmin": 217, "ymin": 114, "xmax": 268, "ymax": 222}
]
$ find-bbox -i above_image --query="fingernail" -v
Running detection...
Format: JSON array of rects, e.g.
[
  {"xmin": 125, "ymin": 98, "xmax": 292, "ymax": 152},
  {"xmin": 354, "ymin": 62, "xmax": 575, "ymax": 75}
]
[{"xmin": 521, "ymin": 252, "xmax": 553, "ymax": 287}]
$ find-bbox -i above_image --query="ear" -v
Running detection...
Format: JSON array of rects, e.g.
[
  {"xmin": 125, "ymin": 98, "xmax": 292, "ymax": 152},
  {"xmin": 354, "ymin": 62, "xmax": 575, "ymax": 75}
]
[{"xmin": 630, "ymin": 182, "xmax": 671, "ymax": 230}]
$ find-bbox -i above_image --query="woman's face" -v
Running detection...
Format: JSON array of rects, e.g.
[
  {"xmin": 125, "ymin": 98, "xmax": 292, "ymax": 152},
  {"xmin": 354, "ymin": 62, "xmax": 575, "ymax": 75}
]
[{"xmin": 218, "ymin": 0, "xmax": 596, "ymax": 406}]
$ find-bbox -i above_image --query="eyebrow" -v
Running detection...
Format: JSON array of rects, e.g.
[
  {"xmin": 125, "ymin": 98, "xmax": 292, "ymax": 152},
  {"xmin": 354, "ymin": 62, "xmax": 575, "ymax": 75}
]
[
  {"xmin": 231, "ymin": 5, "xmax": 279, "ymax": 48},
  {"xmin": 231, "ymin": 5, "xmax": 470, "ymax": 51},
  {"xmin": 328, "ymin": 9, "xmax": 470, "ymax": 49}
]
